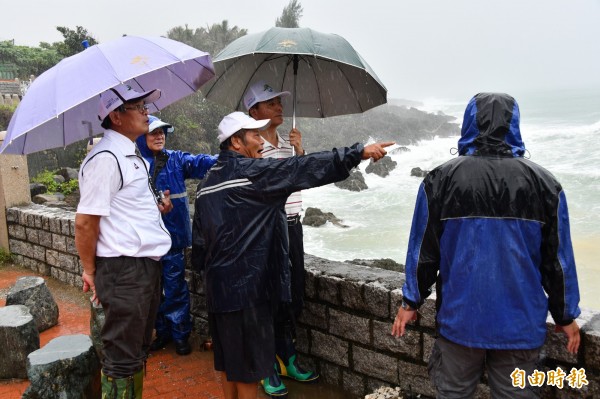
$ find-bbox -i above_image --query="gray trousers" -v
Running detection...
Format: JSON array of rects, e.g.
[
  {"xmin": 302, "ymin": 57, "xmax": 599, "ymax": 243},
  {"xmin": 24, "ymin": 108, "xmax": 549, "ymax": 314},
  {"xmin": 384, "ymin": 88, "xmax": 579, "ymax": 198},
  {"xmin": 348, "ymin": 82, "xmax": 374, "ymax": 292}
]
[
  {"xmin": 95, "ymin": 256, "xmax": 161, "ymax": 378},
  {"xmin": 428, "ymin": 336, "xmax": 541, "ymax": 399}
]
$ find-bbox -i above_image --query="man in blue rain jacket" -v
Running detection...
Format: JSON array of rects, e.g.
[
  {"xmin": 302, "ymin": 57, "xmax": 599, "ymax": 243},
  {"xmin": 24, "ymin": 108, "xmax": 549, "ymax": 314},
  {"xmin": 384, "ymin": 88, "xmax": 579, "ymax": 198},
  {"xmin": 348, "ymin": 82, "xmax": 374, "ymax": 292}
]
[
  {"xmin": 392, "ymin": 93, "xmax": 581, "ymax": 398},
  {"xmin": 136, "ymin": 115, "xmax": 216, "ymax": 355}
]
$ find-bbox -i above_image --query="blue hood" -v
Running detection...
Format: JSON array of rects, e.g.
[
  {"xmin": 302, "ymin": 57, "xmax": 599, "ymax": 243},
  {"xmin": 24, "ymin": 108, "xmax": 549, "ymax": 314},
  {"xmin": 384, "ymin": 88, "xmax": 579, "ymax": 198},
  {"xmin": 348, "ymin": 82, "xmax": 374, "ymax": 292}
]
[
  {"xmin": 458, "ymin": 93, "xmax": 525, "ymax": 157},
  {"xmin": 135, "ymin": 132, "xmax": 159, "ymax": 159}
]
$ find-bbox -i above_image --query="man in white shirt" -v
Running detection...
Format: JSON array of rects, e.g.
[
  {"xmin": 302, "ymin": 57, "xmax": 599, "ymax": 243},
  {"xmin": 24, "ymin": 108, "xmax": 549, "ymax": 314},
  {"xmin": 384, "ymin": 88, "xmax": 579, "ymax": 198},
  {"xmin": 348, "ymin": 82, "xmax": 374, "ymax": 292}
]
[
  {"xmin": 75, "ymin": 84, "xmax": 173, "ymax": 398},
  {"xmin": 245, "ymin": 81, "xmax": 317, "ymax": 397}
]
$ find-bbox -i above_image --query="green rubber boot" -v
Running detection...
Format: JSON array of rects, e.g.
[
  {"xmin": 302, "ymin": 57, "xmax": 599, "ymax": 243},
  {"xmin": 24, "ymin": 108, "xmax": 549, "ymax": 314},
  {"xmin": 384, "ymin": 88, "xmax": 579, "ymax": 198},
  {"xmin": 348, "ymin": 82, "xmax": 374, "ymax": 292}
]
[
  {"xmin": 101, "ymin": 369, "xmax": 143, "ymax": 399},
  {"xmin": 277, "ymin": 354, "xmax": 319, "ymax": 383},
  {"xmin": 261, "ymin": 363, "xmax": 288, "ymax": 397}
]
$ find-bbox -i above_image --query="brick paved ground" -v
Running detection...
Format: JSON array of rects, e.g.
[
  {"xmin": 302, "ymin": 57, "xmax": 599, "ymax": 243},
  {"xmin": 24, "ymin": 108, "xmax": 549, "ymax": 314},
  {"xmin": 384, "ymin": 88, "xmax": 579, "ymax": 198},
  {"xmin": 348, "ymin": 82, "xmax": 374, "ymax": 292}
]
[{"xmin": 0, "ymin": 265, "xmax": 346, "ymax": 399}]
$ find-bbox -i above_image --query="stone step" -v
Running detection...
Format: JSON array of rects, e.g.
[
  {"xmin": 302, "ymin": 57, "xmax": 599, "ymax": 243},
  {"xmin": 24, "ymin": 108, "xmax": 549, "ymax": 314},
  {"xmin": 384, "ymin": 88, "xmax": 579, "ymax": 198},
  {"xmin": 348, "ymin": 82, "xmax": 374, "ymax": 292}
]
[
  {"xmin": 7, "ymin": 276, "xmax": 59, "ymax": 332},
  {"xmin": 23, "ymin": 334, "xmax": 100, "ymax": 399},
  {"xmin": 0, "ymin": 305, "xmax": 40, "ymax": 379}
]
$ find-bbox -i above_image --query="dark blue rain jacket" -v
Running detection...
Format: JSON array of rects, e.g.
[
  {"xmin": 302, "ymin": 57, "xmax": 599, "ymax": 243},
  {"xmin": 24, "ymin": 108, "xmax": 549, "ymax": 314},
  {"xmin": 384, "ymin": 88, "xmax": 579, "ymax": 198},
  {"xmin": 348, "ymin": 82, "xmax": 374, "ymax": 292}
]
[
  {"xmin": 194, "ymin": 145, "xmax": 363, "ymax": 313},
  {"xmin": 402, "ymin": 93, "xmax": 580, "ymax": 349},
  {"xmin": 136, "ymin": 135, "xmax": 217, "ymax": 249}
]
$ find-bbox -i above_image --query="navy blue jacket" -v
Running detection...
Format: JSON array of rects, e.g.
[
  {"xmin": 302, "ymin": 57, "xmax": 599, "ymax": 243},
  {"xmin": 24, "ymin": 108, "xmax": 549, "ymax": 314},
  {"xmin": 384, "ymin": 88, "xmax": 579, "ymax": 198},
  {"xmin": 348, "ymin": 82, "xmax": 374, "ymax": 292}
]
[
  {"xmin": 195, "ymin": 144, "xmax": 363, "ymax": 313},
  {"xmin": 136, "ymin": 135, "xmax": 216, "ymax": 249},
  {"xmin": 402, "ymin": 93, "xmax": 581, "ymax": 349}
]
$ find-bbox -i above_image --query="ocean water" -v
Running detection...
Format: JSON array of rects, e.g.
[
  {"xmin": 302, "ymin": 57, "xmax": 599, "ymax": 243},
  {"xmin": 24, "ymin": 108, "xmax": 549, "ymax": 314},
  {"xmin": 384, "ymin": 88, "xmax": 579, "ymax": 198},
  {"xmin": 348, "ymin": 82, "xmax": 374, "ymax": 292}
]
[{"xmin": 302, "ymin": 88, "xmax": 600, "ymax": 310}]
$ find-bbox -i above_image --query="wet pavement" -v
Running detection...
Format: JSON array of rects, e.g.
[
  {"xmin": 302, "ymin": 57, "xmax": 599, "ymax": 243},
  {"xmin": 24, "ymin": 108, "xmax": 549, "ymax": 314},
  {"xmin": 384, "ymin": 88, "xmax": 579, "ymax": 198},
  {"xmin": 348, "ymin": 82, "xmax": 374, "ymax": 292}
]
[{"xmin": 0, "ymin": 264, "xmax": 349, "ymax": 399}]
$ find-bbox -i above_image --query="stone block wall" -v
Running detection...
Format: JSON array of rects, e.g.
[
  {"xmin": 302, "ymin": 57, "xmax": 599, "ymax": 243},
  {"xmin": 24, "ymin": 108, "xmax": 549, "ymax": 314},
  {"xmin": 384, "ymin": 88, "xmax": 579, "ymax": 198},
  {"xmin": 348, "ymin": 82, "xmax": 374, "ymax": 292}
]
[
  {"xmin": 7, "ymin": 204, "xmax": 600, "ymax": 398},
  {"xmin": 6, "ymin": 205, "xmax": 81, "ymax": 288}
]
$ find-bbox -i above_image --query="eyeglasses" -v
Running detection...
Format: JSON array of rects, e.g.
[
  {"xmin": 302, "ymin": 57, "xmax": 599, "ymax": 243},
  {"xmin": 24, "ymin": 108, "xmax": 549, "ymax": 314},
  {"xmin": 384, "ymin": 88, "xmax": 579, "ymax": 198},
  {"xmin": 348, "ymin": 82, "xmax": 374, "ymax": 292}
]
[{"xmin": 121, "ymin": 104, "xmax": 149, "ymax": 114}]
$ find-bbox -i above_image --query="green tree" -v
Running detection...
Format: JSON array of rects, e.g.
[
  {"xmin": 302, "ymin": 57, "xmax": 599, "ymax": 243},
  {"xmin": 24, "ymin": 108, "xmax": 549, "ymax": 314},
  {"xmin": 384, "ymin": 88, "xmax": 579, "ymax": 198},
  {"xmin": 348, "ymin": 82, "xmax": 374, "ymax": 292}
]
[
  {"xmin": 167, "ymin": 21, "xmax": 246, "ymax": 56},
  {"xmin": 157, "ymin": 92, "xmax": 229, "ymax": 155},
  {"xmin": 40, "ymin": 26, "xmax": 98, "ymax": 58},
  {"xmin": 276, "ymin": 0, "xmax": 303, "ymax": 28},
  {"xmin": 161, "ymin": 21, "xmax": 248, "ymax": 155},
  {"xmin": 0, "ymin": 40, "xmax": 61, "ymax": 79},
  {"xmin": 0, "ymin": 103, "xmax": 16, "ymax": 131}
]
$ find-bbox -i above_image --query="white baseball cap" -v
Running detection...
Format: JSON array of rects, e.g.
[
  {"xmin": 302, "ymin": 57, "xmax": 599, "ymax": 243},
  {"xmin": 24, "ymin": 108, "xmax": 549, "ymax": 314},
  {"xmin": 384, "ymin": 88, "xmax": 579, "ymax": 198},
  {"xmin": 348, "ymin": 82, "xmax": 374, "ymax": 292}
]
[
  {"xmin": 243, "ymin": 80, "xmax": 290, "ymax": 110},
  {"xmin": 98, "ymin": 84, "xmax": 161, "ymax": 121},
  {"xmin": 218, "ymin": 112, "xmax": 271, "ymax": 143},
  {"xmin": 148, "ymin": 115, "xmax": 174, "ymax": 135}
]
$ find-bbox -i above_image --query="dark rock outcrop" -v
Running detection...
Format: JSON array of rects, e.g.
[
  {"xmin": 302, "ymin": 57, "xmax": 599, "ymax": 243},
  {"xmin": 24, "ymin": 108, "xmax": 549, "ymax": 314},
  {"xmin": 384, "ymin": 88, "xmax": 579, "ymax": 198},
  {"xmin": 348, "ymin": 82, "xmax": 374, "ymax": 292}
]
[
  {"xmin": 0, "ymin": 305, "xmax": 40, "ymax": 378},
  {"xmin": 387, "ymin": 146, "xmax": 410, "ymax": 155},
  {"xmin": 346, "ymin": 258, "xmax": 405, "ymax": 273},
  {"xmin": 6, "ymin": 276, "xmax": 59, "ymax": 332},
  {"xmin": 410, "ymin": 167, "xmax": 429, "ymax": 178},
  {"xmin": 365, "ymin": 156, "xmax": 397, "ymax": 177},
  {"xmin": 302, "ymin": 207, "xmax": 349, "ymax": 228},
  {"xmin": 334, "ymin": 169, "xmax": 368, "ymax": 192},
  {"xmin": 23, "ymin": 334, "xmax": 101, "ymax": 399},
  {"xmin": 29, "ymin": 183, "xmax": 47, "ymax": 197}
]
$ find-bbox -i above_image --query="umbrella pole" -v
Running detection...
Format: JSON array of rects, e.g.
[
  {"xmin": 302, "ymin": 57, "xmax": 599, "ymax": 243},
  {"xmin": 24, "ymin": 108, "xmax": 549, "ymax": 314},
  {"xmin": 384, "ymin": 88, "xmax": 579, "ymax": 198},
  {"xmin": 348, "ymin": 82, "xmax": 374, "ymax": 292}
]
[{"xmin": 292, "ymin": 55, "xmax": 298, "ymax": 130}]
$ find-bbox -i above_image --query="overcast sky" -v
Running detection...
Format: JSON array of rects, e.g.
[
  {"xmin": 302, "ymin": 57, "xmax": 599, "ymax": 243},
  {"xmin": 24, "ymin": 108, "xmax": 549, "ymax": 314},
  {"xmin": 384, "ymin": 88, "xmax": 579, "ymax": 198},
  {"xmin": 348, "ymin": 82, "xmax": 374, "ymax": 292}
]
[{"xmin": 2, "ymin": 0, "xmax": 600, "ymax": 101}]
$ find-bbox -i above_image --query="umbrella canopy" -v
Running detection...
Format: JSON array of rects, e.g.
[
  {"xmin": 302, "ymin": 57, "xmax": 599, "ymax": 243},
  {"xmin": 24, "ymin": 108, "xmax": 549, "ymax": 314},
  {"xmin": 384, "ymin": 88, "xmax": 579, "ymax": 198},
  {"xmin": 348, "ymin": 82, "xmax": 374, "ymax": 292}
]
[
  {"xmin": 202, "ymin": 27, "xmax": 387, "ymax": 121},
  {"xmin": 0, "ymin": 36, "xmax": 214, "ymax": 155}
]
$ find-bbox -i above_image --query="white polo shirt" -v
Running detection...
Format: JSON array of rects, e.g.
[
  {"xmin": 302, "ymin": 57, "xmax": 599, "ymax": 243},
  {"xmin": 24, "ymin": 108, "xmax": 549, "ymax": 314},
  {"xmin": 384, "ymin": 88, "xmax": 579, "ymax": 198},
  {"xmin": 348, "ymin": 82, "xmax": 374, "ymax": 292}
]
[
  {"xmin": 261, "ymin": 132, "xmax": 302, "ymax": 217},
  {"xmin": 77, "ymin": 130, "xmax": 171, "ymax": 259}
]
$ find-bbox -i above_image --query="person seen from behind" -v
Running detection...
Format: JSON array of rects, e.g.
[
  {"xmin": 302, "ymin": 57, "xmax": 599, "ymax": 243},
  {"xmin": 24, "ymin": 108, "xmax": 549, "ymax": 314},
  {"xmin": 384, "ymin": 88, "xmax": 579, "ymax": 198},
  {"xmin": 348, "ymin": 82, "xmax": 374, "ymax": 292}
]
[{"xmin": 392, "ymin": 92, "xmax": 581, "ymax": 399}]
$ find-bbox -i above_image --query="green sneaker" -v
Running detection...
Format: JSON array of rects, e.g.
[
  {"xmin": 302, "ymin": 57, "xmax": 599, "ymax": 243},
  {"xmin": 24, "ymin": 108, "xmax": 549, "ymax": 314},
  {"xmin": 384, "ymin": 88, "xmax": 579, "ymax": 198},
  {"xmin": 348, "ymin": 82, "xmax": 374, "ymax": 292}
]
[
  {"xmin": 277, "ymin": 354, "xmax": 319, "ymax": 383},
  {"xmin": 261, "ymin": 370, "xmax": 288, "ymax": 397}
]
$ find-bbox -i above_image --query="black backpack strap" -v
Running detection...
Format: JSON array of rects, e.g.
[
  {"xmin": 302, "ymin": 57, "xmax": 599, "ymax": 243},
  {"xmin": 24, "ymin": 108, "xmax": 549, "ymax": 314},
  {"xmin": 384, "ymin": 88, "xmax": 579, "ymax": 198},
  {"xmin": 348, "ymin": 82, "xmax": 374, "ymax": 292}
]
[{"xmin": 81, "ymin": 150, "xmax": 123, "ymax": 190}]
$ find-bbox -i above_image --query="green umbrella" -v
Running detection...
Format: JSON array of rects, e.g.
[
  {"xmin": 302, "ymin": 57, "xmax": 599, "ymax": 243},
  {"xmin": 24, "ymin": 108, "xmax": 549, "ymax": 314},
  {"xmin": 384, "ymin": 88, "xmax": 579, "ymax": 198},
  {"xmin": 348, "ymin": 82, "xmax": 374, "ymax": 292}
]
[{"xmin": 202, "ymin": 27, "xmax": 387, "ymax": 127}]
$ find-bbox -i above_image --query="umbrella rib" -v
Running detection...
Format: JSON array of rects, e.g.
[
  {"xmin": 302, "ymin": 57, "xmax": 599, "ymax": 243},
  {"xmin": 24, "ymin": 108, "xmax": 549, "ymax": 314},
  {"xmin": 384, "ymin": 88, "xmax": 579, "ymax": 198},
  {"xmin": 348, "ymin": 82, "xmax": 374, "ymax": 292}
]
[
  {"xmin": 297, "ymin": 55, "xmax": 325, "ymax": 118},
  {"xmin": 134, "ymin": 61, "xmax": 203, "ymax": 96},
  {"xmin": 337, "ymin": 63, "xmax": 365, "ymax": 114}
]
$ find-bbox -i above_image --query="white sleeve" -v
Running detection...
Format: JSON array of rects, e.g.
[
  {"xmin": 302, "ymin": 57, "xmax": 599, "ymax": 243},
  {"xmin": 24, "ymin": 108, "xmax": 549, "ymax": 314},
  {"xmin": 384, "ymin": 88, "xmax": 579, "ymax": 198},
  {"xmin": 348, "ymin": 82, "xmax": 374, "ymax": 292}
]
[{"xmin": 76, "ymin": 153, "xmax": 122, "ymax": 216}]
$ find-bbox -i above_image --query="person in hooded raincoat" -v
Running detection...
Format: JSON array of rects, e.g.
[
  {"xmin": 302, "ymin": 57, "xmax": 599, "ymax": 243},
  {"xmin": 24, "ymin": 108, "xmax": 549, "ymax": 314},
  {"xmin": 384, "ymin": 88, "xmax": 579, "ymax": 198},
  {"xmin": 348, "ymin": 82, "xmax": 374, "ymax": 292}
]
[
  {"xmin": 392, "ymin": 93, "xmax": 581, "ymax": 398},
  {"xmin": 136, "ymin": 115, "xmax": 217, "ymax": 355},
  {"xmin": 194, "ymin": 111, "xmax": 392, "ymax": 399}
]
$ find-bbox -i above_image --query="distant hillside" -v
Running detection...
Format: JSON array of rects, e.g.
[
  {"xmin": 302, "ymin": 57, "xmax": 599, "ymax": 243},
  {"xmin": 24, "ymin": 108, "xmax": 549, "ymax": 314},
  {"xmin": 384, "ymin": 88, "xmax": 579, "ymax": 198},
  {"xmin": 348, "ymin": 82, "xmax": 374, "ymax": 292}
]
[{"xmin": 278, "ymin": 103, "xmax": 460, "ymax": 151}]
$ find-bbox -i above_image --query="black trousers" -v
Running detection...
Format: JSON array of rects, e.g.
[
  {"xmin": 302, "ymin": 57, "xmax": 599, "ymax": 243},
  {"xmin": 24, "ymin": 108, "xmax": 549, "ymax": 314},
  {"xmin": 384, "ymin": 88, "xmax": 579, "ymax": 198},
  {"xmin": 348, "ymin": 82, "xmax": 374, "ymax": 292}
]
[
  {"xmin": 274, "ymin": 220, "xmax": 305, "ymax": 353},
  {"xmin": 287, "ymin": 220, "xmax": 305, "ymax": 319},
  {"xmin": 95, "ymin": 256, "xmax": 161, "ymax": 378}
]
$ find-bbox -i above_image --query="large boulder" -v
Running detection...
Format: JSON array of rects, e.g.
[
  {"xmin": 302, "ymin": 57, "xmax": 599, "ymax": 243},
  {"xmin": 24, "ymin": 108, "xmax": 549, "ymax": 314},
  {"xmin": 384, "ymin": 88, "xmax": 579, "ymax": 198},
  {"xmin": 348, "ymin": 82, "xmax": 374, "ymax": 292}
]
[
  {"xmin": 29, "ymin": 183, "xmax": 47, "ymax": 197},
  {"xmin": 56, "ymin": 167, "xmax": 79, "ymax": 182},
  {"xmin": 23, "ymin": 334, "xmax": 101, "ymax": 399},
  {"xmin": 7, "ymin": 276, "xmax": 59, "ymax": 332},
  {"xmin": 365, "ymin": 156, "xmax": 397, "ymax": 177},
  {"xmin": 334, "ymin": 169, "xmax": 368, "ymax": 192},
  {"xmin": 302, "ymin": 207, "xmax": 348, "ymax": 228},
  {"xmin": 410, "ymin": 167, "xmax": 429, "ymax": 178},
  {"xmin": 0, "ymin": 305, "xmax": 40, "ymax": 378}
]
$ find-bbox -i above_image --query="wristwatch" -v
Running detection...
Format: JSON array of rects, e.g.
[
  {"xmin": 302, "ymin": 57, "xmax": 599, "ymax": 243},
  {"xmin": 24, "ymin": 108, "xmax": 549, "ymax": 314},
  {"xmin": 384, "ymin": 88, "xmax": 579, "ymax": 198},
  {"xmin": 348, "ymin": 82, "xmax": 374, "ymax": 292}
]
[{"xmin": 401, "ymin": 300, "xmax": 414, "ymax": 311}]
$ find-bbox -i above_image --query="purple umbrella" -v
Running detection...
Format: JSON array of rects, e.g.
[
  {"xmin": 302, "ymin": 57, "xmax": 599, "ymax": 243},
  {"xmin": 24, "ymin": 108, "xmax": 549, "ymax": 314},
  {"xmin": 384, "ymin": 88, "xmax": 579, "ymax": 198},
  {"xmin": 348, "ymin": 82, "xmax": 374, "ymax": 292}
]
[{"xmin": 0, "ymin": 36, "xmax": 214, "ymax": 155}]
